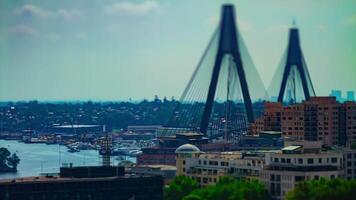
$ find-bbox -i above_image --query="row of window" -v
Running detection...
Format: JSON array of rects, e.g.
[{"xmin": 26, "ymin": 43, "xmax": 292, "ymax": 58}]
[
  {"xmin": 198, "ymin": 160, "xmax": 229, "ymax": 167},
  {"xmin": 272, "ymin": 157, "xmax": 339, "ymax": 164}
]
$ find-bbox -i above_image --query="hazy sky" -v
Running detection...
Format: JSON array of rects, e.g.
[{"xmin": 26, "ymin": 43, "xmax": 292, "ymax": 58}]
[{"xmin": 0, "ymin": 0, "xmax": 355, "ymax": 101}]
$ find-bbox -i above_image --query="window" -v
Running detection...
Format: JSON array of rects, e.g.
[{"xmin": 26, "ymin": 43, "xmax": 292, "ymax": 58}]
[
  {"xmin": 203, "ymin": 178, "xmax": 208, "ymax": 183},
  {"xmin": 270, "ymin": 175, "xmax": 275, "ymax": 181},
  {"xmin": 319, "ymin": 158, "xmax": 322, "ymax": 163},
  {"xmin": 298, "ymin": 158, "xmax": 303, "ymax": 164},
  {"xmin": 347, "ymin": 161, "xmax": 352, "ymax": 167},
  {"xmin": 295, "ymin": 176, "xmax": 305, "ymax": 182},
  {"xmin": 308, "ymin": 158, "xmax": 314, "ymax": 164},
  {"xmin": 331, "ymin": 157, "xmax": 337, "ymax": 163}
]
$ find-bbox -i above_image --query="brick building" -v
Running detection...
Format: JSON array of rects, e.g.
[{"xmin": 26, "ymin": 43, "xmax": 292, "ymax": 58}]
[{"xmin": 250, "ymin": 97, "xmax": 356, "ymax": 147}]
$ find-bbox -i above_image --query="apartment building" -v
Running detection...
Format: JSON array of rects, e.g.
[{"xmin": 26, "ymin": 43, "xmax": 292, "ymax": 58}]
[
  {"xmin": 259, "ymin": 140, "xmax": 344, "ymax": 200},
  {"xmin": 250, "ymin": 97, "xmax": 356, "ymax": 147},
  {"xmin": 175, "ymin": 144, "xmax": 266, "ymax": 186}
]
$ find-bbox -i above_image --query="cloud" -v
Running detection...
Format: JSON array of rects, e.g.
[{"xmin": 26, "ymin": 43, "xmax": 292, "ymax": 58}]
[
  {"xmin": 206, "ymin": 15, "xmax": 219, "ymax": 28},
  {"xmin": 15, "ymin": 4, "xmax": 82, "ymax": 21},
  {"xmin": 46, "ymin": 33, "xmax": 60, "ymax": 41},
  {"xmin": 342, "ymin": 14, "xmax": 356, "ymax": 26},
  {"xmin": 15, "ymin": 4, "xmax": 50, "ymax": 19},
  {"xmin": 57, "ymin": 9, "xmax": 82, "ymax": 21},
  {"xmin": 316, "ymin": 24, "xmax": 327, "ymax": 32},
  {"xmin": 8, "ymin": 25, "xmax": 38, "ymax": 36},
  {"xmin": 237, "ymin": 18, "xmax": 252, "ymax": 31},
  {"xmin": 104, "ymin": 1, "xmax": 159, "ymax": 15},
  {"xmin": 75, "ymin": 33, "xmax": 89, "ymax": 40}
]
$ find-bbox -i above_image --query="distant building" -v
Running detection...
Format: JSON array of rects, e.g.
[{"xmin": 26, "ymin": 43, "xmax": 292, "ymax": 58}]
[
  {"xmin": 127, "ymin": 125, "xmax": 163, "ymax": 134},
  {"xmin": 0, "ymin": 166, "xmax": 163, "ymax": 200},
  {"xmin": 52, "ymin": 124, "xmax": 104, "ymax": 135},
  {"xmin": 330, "ymin": 90, "xmax": 342, "ymax": 102},
  {"xmin": 347, "ymin": 91, "xmax": 355, "ymax": 101}
]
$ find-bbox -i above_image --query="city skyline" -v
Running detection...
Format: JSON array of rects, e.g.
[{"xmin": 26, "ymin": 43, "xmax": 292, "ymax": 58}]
[{"xmin": 1, "ymin": 0, "xmax": 356, "ymax": 101}]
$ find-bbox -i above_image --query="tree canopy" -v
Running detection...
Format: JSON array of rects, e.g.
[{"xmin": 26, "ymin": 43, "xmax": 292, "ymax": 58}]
[
  {"xmin": 165, "ymin": 176, "xmax": 270, "ymax": 200},
  {"xmin": 285, "ymin": 178, "xmax": 356, "ymax": 200},
  {"xmin": 164, "ymin": 175, "xmax": 199, "ymax": 200},
  {"xmin": 0, "ymin": 147, "xmax": 20, "ymax": 172}
]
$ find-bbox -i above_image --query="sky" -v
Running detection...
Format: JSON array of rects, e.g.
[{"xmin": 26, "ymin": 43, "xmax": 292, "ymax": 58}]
[{"xmin": 0, "ymin": 0, "xmax": 355, "ymax": 101}]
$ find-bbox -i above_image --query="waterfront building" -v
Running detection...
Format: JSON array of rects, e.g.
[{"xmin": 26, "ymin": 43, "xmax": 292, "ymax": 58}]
[
  {"xmin": 127, "ymin": 125, "xmax": 163, "ymax": 134},
  {"xmin": 52, "ymin": 124, "xmax": 104, "ymax": 135},
  {"xmin": 0, "ymin": 166, "xmax": 163, "ymax": 200}
]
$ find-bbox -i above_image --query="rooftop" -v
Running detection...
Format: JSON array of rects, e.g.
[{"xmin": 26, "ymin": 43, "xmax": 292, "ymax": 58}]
[
  {"xmin": 53, "ymin": 125, "xmax": 101, "ymax": 128},
  {"xmin": 0, "ymin": 174, "xmax": 155, "ymax": 185},
  {"xmin": 175, "ymin": 144, "xmax": 201, "ymax": 154}
]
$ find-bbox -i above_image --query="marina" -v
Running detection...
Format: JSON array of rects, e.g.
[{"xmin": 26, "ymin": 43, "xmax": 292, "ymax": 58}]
[{"xmin": 0, "ymin": 140, "xmax": 136, "ymax": 179}]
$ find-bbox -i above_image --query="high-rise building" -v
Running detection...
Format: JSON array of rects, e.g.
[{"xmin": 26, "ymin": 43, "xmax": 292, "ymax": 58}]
[
  {"xmin": 345, "ymin": 101, "xmax": 356, "ymax": 146},
  {"xmin": 347, "ymin": 91, "xmax": 355, "ymax": 101},
  {"xmin": 250, "ymin": 97, "xmax": 356, "ymax": 147},
  {"xmin": 330, "ymin": 90, "xmax": 342, "ymax": 102}
]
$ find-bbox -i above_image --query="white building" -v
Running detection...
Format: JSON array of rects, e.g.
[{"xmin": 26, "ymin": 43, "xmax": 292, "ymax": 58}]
[
  {"xmin": 260, "ymin": 141, "xmax": 344, "ymax": 200},
  {"xmin": 175, "ymin": 144, "xmax": 268, "ymax": 186},
  {"xmin": 175, "ymin": 141, "xmax": 354, "ymax": 199}
]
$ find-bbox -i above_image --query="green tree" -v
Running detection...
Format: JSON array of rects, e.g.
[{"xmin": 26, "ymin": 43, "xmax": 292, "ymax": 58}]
[
  {"xmin": 285, "ymin": 178, "xmax": 356, "ymax": 200},
  {"xmin": 166, "ymin": 176, "xmax": 270, "ymax": 200},
  {"xmin": 0, "ymin": 147, "xmax": 11, "ymax": 168},
  {"xmin": 164, "ymin": 176, "xmax": 199, "ymax": 200},
  {"xmin": 190, "ymin": 177, "xmax": 270, "ymax": 200},
  {"xmin": 0, "ymin": 148, "xmax": 20, "ymax": 172},
  {"xmin": 7, "ymin": 153, "xmax": 20, "ymax": 169}
]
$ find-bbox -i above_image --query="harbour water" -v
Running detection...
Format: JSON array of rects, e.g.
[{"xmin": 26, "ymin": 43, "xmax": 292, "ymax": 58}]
[{"xmin": 0, "ymin": 140, "xmax": 136, "ymax": 179}]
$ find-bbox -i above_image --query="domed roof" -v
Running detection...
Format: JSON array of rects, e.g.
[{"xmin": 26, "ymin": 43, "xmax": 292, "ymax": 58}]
[{"xmin": 175, "ymin": 144, "xmax": 201, "ymax": 154}]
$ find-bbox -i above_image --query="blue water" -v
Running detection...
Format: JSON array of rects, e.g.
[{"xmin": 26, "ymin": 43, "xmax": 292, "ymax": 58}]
[{"xmin": 0, "ymin": 140, "xmax": 135, "ymax": 179}]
